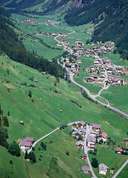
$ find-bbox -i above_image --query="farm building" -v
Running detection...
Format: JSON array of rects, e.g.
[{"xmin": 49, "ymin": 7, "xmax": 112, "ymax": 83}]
[
  {"xmin": 99, "ymin": 163, "xmax": 108, "ymax": 175},
  {"xmin": 19, "ymin": 137, "xmax": 34, "ymax": 153}
]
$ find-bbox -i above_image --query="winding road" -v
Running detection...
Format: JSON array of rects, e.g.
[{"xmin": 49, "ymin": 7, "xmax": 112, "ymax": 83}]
[
  {"xmin": 67, "ymin": 67, "xmax": 128, "ymax": 119},
  {"xmin": 55, "ymin": 32, "xmax": 128, "ymax": 119},
  {"xmin": 27, "ymin": 120, "xmax": 127, "ymax": 178},
  {"xmin": 58, "ymin": 55, "xmax": 128, "ymax": 119},
  {"xmin": 40, "ymin": 32, "xmax": 128, "ymax": 178},
  {"xmin": 27, "ymin": 121, "xmax": 98, "ymax": 178}
]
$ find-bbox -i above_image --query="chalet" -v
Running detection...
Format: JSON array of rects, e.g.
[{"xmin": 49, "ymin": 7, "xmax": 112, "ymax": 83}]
[
  {"xmin": 77, "ymin": 121, "xmax": 86, "ymax": 128},
  {"xmin": 112, "ymin": 78, "xmax": 121, "ymax": 85},
  {"xmin": 98, "ymin": 131, "xmax": 108, "ymax": 142},
  {"xmin": 19, "ymin": 120, "xmax": 24, "ymax": 125},
  {"xmin": 91, "ymin": 124, "xmax": 101, "ymax": 133},
  {"xmin": 115, "ymin": 147, "xmax": 123, "ymax": 154},
  {"xmin": 75, "ymin": 41, "xmax": 84, "ymax": 48},
  {"xmin": 108, "ymin": 77, "xmax": 121, "ymax": 85},
  {"xmin": 89, "ymin": 67, "xmax": 96, "ymax": 73},
  {"xmin": 81, "ymin": 164, "xmax": 90, "ymax": 174},
  {"xmin": 86, "ymin": 77, "xmax": 95, "ymax": 83},
  {"xmin": 76, "ymin": 140, "xmax": 84, "ymax": 148},
  {"xmin": 86, "ymin": 134, "xmax": 96, "ymax": 150},
  {"xmin": 99, "ymin": 163, "xmax": 108, "ymax": 175},
  {"xmin": 19, "ymin": 137, "xmax": 34, "ymax": 153}
]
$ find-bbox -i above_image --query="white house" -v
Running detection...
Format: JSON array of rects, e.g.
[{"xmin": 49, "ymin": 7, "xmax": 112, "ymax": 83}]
[{"xmin": 99, "ymin": 163, "xmax": 108, "ymax": 175}]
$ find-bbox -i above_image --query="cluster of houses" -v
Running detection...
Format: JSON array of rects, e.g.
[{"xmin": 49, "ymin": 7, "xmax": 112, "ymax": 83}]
[
  {"xmin": 115, "ymin": 139, "xmax": 128, "ymax": 155},
  {"xmin": 86, "ymin": 57, "xmax": 127, "ymax": 86},
  {"xmin": 115, "ymin": 147, "xmax": 128, "ymax": 155},
  {"xmin": 71, "ymin": 121, "xmax": 108, "ymax": 151},
  {"xmin": 35, "ymin": 32, "xmax": 62, "ymax": 38},
  {"xmin": 83, "ymin": 41, "xmax": 115, "ymax": 57},
  {"xmin": 62, "ymin": 57, "xmax": 80, "ymax": 75},
  {"xmin": 69, "ymin": 41, "xmax": 114, "ymax": 60},
  {"xmin": 59, "ymin": 36, "xmax": 122, "ymax": 88},
  {"xmin": 71, "ymin": 121, "xmax": 109, "ymax": 176},
  {"xmin": 22, "ymin": 18, "xmax": 36, "ymax": 25},
  {"xmin": 59, "ymin": 40, "xmax": 85, "ymax": 76},
  {"xmin": 71, "ymin": 41, "xmax": 85, "ymax": 58},
  {"xmin": 81, "ymin": 163, "xmax": 108, "ymax": 176},
  {"xmin": 22, "ymin": 18, "xmax": 59, "ymax": 28},
  {"xmin": 58, "ymin": 35, "xmax": 128, "ymax": 88},
  {"xmin": 45, "ymin": 19, "xmax": 59, "ymax": 26}
]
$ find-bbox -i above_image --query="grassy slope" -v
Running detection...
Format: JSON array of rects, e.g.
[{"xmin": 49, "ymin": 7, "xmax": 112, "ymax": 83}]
[
  {"xmin": 117, "ymin": 164, "xmax": 128, "ymax": 178},
  {"xmin": 75, "ymin": 56, "xmax": 101, "ymax": 94},
  {"xmin": 75, "ymin": 51, "xmax": 128, "ymax": 111},
  {"xmin": 92, "ymin": 145, "xmax": 127, "ymax": 178},
  {"xmin": 0, "ymin": 10, "xmax": 127, "ymax": 178},
  {"xmin": 1, "ymin": 0, "xmax": 128, "ymax": 57},
  {"xmin": 0, "ymin": 54, "xmax": 128, "ymax": 178},
  {"xmin": 12, "ymin": 14, "xmax": 64, "ymax": 60},
  {"xmin": 101, "ymin": 53, "xmax": 128, "ymax": 112}
]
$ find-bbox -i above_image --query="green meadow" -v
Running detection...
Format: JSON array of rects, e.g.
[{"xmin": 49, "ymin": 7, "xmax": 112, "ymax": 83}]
[
  {"xmin": 75, "ymin": 56, "xmax": 101, "ymax": 94},
  {"xmin": 89, "ymin": 145, "xmax": 127, "ymax": 178},
  {"xmin": 0, "ymin": 11, "xmax": 127, "ymax": 178},
  {"xmin": 101, "ymin": 52, "xmax": 128, "ymax": 112},
  {"xmin": 117, "ymin": 164, "xmax": 128, "ymax": 178},
  {"xmin": 0, "ymin": 54, "xmax": 128, "ymax": 178}
]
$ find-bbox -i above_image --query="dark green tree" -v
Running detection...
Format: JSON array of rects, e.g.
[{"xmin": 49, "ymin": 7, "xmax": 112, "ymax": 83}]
[
  {"xmin": 28, "ymin": 90, "xmax": 32, "ymax": 98},
  {"xmin": 8, "ymin": 141, "xmax": 21, "ymax": 157},
  {"xmin": 0, "ymin": 127, "xmax": 8, "ymax": 148},
  {"xmin": 28, "ymin": 151, "xmax": 36, "ymax": 163},
  {"xmin": 91, "ymin": 158, "xmax": 99, "ymax": 168},
  {"xmin": 40, "ymin": 142, "xmax": 47, "ymax": 151},
  {"xmin": 3, "ymin": 116, "xmax": 9, "ymax": 127},
  {"xmin": 24, "ymin": 151, "xmax": 29, "ymax": 159}
]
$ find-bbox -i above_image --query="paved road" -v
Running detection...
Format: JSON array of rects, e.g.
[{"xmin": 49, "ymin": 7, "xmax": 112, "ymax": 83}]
[
  {"xmin": 27, "ymin": 121, "xmax": 97, "ymax": 178},
  {"xmin": 32, "ymin": 127, "xmax": 60, "ymax": 147},
  {"xmin": 27, "ymin": 127, "xmax": 60, "ymax": 153},
  {"xmin": 29, "ymin": 121, "xmax": 80, "ymax": 151},
  {"xmin": 84, "ymin": 125, "xmax": 97, "ymax": 178},
  {"xmin": 28, "ymin": 121, "xmax": 76, "ymax": 153},
  {"xmin": 112, "ymin": 159, "xmax": 128, "ymax": 178},
  {"xmin": 56, "ymin": 33, "xmax": 128, "ymax": 119},
  {"xmin": 68, "ymin": 69, "xmax": 128, "ymax": 119},
  {"xmin": 27, "ymin": 118, "xmax": 128, "ymax": 178}
]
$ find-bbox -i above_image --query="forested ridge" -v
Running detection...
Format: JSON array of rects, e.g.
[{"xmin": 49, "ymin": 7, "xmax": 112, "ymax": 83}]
[{"xmin": 0, "ymin": 7, "xmax": 64, "ymax": 78}]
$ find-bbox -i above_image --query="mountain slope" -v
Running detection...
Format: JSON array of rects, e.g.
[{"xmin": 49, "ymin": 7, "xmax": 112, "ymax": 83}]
[
  {"xmin": 65, "ymin": 0, "xmax": 128, "ymax": 58},
  {"xmin": 0, "ymin": 0, "xmax": 41, "ymax": 11},
  {"xmin": 0, "ymin": 53, "xmax": 128, "ymax": 178},
  {"xmin": 1, "ymin": 0, "xmax": 128, "ymax": 58},
  {"xmin": 0, "ymin": 7, "xmax": 64, "ymax": 78},
  {"xmin": 0, "ymin": 0, "xmax": 70, "ymax": 14}
]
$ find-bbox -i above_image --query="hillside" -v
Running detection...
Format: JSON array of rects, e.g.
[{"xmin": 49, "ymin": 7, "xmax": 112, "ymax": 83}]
[
  {"xmin": 0, "ymin": 2, "xmax": 128, "ymax": 178},
  {"xmin": 0, "ymin": 0, "xmax": 70, "ymax": 14},
  {"xmin": 1, "ymin": 0, "xmax": 127, "ymax": 58},
  {"xmin": 65, "ymin": 0, "xmax": 128, "ymax": 58},
  {"xmin": 0, "ymin": 7, "xmax": 64, "ymax": 78},
  {"xmin": 0, "ymin": 54, "xmax": 128, "ymax": 178}
]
